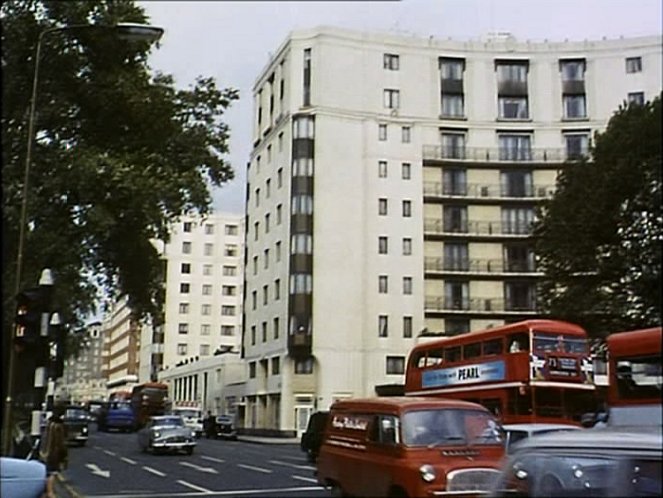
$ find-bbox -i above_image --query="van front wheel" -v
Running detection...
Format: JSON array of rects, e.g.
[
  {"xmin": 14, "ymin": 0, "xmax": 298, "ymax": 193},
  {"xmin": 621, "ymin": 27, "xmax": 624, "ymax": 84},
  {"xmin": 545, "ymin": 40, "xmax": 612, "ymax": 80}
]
[
  {"xmin": 388, "ymin": 487, "xmax": 409, "ymax": 498},
  {"xmin": 329, "ymin": 482, "xmax": 350, "ymax": 497}
]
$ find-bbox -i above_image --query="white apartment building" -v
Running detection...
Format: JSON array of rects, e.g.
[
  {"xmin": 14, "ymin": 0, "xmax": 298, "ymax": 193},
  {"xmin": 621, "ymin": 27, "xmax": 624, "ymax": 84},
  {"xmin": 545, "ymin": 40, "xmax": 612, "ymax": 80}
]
[
  {"xmin": 245, "ymin": 26, "xmax": 662, "ymax": 436},
  {"xmin": 155, "ymin": 213, "xmax": 245, "ymax": 372},
  {"xmin": 103, "ymin": 295, "xmax": 140, "ymax": 393}
]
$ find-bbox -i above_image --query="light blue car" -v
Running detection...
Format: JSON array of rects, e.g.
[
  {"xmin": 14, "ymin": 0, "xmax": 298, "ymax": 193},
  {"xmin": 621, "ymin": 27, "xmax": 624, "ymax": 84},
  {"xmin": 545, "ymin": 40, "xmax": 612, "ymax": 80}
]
[{"xmin": 0, "ymin": 457, "xmax": 46, "ymax": 498}]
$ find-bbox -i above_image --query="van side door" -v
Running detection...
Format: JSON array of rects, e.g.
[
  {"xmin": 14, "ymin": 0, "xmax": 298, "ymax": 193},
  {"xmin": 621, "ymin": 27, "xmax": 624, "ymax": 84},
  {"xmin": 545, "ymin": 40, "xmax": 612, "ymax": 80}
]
[{"xmin": 362, "ymin": 415, "xmax": 401, "ymax": 496}]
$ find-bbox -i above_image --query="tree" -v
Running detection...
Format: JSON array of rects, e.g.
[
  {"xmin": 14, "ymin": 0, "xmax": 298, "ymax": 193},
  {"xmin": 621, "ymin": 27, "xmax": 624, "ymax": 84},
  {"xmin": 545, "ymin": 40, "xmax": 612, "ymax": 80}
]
[
  {"xmin": 2, "ymin": 1, "xmax": 239, "ymax": 333},
  {"xmin": 533, "ymin": 95, "xmax": 662, "ymax": 337}
]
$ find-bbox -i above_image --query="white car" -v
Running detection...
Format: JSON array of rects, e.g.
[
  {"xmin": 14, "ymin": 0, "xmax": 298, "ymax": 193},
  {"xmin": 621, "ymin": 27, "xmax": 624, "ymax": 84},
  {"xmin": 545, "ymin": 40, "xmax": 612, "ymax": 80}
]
[
  {"xmin": 137, "ymin": 415, "xmax": 196, "ymax": 455},
  {"xmin": 171, "ymin": 407, "xmax": 203, "ymax": 438},
  {"xmin": 502, "ymin": 423, "xmax": 581, "ymax": 453}
]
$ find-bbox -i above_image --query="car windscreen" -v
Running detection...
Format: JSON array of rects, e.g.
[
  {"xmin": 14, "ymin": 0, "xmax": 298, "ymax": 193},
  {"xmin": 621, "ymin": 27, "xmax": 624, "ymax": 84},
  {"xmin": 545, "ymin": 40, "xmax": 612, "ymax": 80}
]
[
  {"xmin": 402, "ymin": 408, "xmax": 503, "ymax": 447},
  {"xmin": 175, "ymin": 410, "xmax": 200, "ymax": 419},
  {"xmin": 154, "ymin": 417, "xmax": 184, "ymax": 427},
  {"xmin": 65, "ymin": 409, "xmax": 88, "ymax": 419}
]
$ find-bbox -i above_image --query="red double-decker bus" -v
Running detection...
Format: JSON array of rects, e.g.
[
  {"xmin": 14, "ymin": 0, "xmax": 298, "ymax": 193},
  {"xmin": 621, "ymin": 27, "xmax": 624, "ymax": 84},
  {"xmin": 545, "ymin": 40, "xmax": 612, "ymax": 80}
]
[
  {"xmin": 404, "ymin": 319, "xmax": 596, "ymax": 424},
  {"xmin": 605, "ymin": 326, "xmax": 661, "ymax": 427},
  {"xmin": 130, "ymin": 382, "xmax": 170, "ymax": 429}
]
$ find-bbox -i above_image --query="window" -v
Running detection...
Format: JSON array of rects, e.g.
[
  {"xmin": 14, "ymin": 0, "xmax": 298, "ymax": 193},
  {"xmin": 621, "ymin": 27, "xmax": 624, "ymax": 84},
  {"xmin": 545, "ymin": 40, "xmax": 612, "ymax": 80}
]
[
  {"xmin": 563, "ymin": 94, "xmax": 587, "ymax": 118},
  {"xmin": 463, "ymin": 342, "xmax": 481, "ymax": 360},
  {"xmin": 378, "ymin": 236, "xmax": 388, "ymax": 255},
  {"xmin": 505, "ymin": 282, "xmax": 536, "ymax": 311},
  {"xmin": 278, "ymin": 132, "xmax": 283, "ymax": 151},
  {"xmin": 560, "ymin": 60, "xmax": 585, "ymax": 81},
  {"xmin": 378, "ymin": 160, "xmax": 388, "ymax": 178},
  {"xmin": 483, "ymin": 338, "xmax": 503, "ymax": 356},
  {"xmin": 277, "ymin": 168, "xmax": 283, "ymax": 188},
  {"xmin": 222, "ymin": 285, "xmax": 236, "ymax": 296},
  {"xmin": 378, "ymin": 124, "xmax": 387, "ymax": 141},
  {"xmin": 444, "ymin": 205, "xmax": 467, "ymax": 233},
  {"xmin": 183, "ymin": 222, "xmax": 192, "ymax": 233},
  {"xmin": 383, "ymin": 89, "xmax": 400, "ymax": 109},
  {"xmin": 203, "ymin": 264, "xmax": 212, "ymax": 276},
  {"xmin": 378, "ymin": 198, "xmax": 388, "ymax": 216},
  {"xmin": 293, "ymin": 115, "xmax": 315, "ymax": 138},
  {"xmin": 497, "ymin": 63, "xmax": 528, "ymax": 83},
  {"xmin": 303, "ymin": 48, "xmax": 311, "ymax": 106},
  {"xmin": 271, "ymin": 356, "xmax": 280, "ymax": 375},
  {"xmin": 292, "ymin": 158, "xmax": 313, "ymax": 176},
  {"xmin": 224, "ymin": 244, "xmax": 238, "ymax": 257},
  {"xmin": 178, "ymin": 323, "xmax": 189, "ymax": 334},
  {"xmin": 625, "ymin": 56, "xmax": 642, "ymax": 73},
  {"xmin": 501, "ymin": 170, "xmax": 533, "ymax": 197},
  {"xmin": 290, "ymin": 273, "xmax": 312, "ymax": 294},
  {"xmin": 445, "ymin": 281, "xmax": 468, "ymax": 310},
  {"xmin": 379, "ymin": 275, "xmax": 388, "ymax": 294},
  {"xmin": 440, "ymin": 58, "xmax": 464, "ymax": 80},
  {"xmin": 255, "ymin": 188, "xmax": 260, "ymax": 207},
  {"xmin": 222, "ymin": 265, "xmax": 237, "ymax": 276},
  {"xmin": 181, "ymin": 263, "xmax": 191, "ymax": 274},
  {"xmin": 564, "ymin": 133, "xmax": 589, "ymax": 160},
  {"xmin": 262, "ymin": 322, "xmax": 267, "ymax": 342},
  {"xmin": 386, "ymin": 356, "xmax": 405, "ymax": 375},
  {"xmin": 402, "ymin": 162, "xmax": 411, "ymax": 180},
  {"xmin": 201, "ymin": 324, "xmax": 211, "ymax": 335},
  {"xmin": 180, "ymin": 283, "xmax": 190, "ymax": 294},
  {"xmin": 502, "ymin": 207, "xmax": 534, "ymax": 235},
  {"xmin": 179, "ymin": 302, "xmax": 189, "ymax": 314},
  {"xmin": 182, "ymin": 241, "xmax": 191, "ymax": 254},
  {"xmin": 441, "ymin": 132, "xmax": 465, "ymax": 159},
  {"xmin": 254, "ymin": 221, "xmax": 259, "ymax": 240},
  {"xmin": 200, "ymin": 344, "xmax": 210, "ymax": 356},
  {"xmin": 204, "ymin": 224, "xmax": 214, "ymax": 235},
  {"xmin": 221, "ymin": 305, "xmax": 236, "ymax": 316},
  {"xmin": 251, "ymin": 290, "xmax": 257, "ymax": 310},
  {"xmin": 295, "ymin": 358, "xmax": 313, "ymax": 374},
  {"xmin": 273, "ymin": 317, "xmax": 280, "ymax": 339},
  {"xmin": 221, "ymin": 325, "xmax": 235, "ymax": 336},
  {"xmin": 249, "ymin": 361, "xmax": 256, "ymax": 378},
  {"xmin": 403, "ymin": 316, "xmax": 413, "ymax": 338},
  {"xmin": 628, "ymin": 92, "xmax": 645, "ymax": 105},
  {"xmin": 177, "ymin": 343, "xmax": 188, "ymax": 356},
  {"xmin": 202, "ymin": 284, "xmax": 212, "ymax": 296},
  {"xmin": 402, "ymin": 237, "xmax": 412, "ymax": 256},
  {"xmin": 401, "ymin": 126, "xmax": 411, "ymax": 143},
  {"xmin": 250, "ymin": 326, "xmax": 256, "ymax": 345},
  {"xmin": 204, "ymin": 243, "xmax": 213, "ymax": 256},
  {"xmin": 378, "ymin": 315, "xmax": 389, "ymax": 338},
  {"xmin": 498, "ymin": 97, "xmax": 529, "ymax": 119},
  {"xmin": 383, "ymin": 53, "xmax": 399, "ymax": 70},
  {"xmin": 403, "ymin": 276, "xmax": 413, "ymax": 295},
  {"xmin": 201, "ymin": 304, "xmax": 211, "ymax": 316},
  {"xmin": 276, "ymin": 204, "xmax": 282, "ymax": 224},
  {"xmin": 498, "ymin": 134, "xmax": 531, "ymax": 161},
  {"xmin": 263, "ymin": 285, "xmax": 268, "ymax": 305},
  {"xmin": 276, "ymin": 241, "xmax": 282, "ymax": 261},
  {"xmin": 441, "ymin": 94, "xmax": 464, "ymax": 117},
  {"xmin": 402, "ymin": 200, "xmax": 412, "ymax": 217},
  {"xmin": 252, "ymin": 255, "xmax": 257, "ymax": 275},
  {"xmin": 504, "ymin": 244, "xmax": 535, "ymax": 272},
  {"xmin": 291, "ymin": 195, "xmax": 313, "ymax": 215},
  {"xmin": 291, "ymin": 234, "xmax": 312, "ymax": 254},
  {"xmin": 443, "ymin": 168, "xmax": 467, "ymax": 195},
  {"xmin": 264, "ymin": 248, "xmax": 269, "ymax": 269},
  {"xmin": 225, "ymin": 224, "xmax": 238, "ymax": 236}
]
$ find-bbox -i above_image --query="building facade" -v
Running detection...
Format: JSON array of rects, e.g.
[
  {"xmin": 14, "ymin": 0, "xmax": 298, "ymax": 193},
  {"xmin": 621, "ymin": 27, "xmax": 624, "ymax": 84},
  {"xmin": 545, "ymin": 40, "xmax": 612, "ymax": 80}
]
[
  {"xmin": 103, "ymin": 295, "xmax": 141, "ymax": 393},
  {"xmin": 244, "ymin": 26, "xmax": 662, "ymax": 435}
]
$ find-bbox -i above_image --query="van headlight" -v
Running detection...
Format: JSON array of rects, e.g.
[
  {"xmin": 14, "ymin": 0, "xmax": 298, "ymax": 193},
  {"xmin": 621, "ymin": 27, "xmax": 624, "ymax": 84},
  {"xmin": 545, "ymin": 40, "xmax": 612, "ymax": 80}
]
[{"xmin": 420, "ymin": 464, "xmax": 436, "ymax": 483}]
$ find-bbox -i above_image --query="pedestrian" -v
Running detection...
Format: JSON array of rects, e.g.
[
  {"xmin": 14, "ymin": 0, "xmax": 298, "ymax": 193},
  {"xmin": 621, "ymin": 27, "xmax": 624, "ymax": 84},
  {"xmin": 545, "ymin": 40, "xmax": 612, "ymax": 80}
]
[
  {"xmin": 204, "ymin": 410, "xmax": 215, "ymax": 438},
  {"xmin": 40, "ymin": 406, "xmax": 68, "ymax": 498}
]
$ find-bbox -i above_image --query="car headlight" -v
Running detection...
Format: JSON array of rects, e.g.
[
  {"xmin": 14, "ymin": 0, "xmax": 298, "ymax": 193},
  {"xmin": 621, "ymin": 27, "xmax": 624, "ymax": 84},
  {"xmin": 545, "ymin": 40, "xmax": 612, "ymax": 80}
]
[
  {"xmin": 190, "ymin": 430, "xmax": 196, "ymax": 438},
  {"xmin": 153, "ymin": 431, "xmax": 161, "ymax": 439},
  {"xmin": 420, "ymin": 464, "xmax": 436, "ymax": 483},
  {"xmin": 82, "ymin": 427, "xmax": 88, "ymax": 434}
]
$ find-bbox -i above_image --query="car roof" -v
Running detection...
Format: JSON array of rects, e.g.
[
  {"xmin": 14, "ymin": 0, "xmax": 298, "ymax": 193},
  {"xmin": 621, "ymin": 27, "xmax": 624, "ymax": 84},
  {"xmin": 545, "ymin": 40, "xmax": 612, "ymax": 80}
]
[
  {"xmin": 502, "ymin": 423, "xmax": 581, "ymax": 432},
  {"xmin": 510, "ymin": 426, "xmax": 662, "ymax": 452}
]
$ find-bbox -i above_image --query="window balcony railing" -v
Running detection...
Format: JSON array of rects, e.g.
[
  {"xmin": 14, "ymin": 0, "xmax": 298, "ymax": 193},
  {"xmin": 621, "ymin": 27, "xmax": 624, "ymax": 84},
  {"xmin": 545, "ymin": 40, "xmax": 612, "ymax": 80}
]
[
  {"xmin": 424, "ymin": 296, "xmax": 538, "ymax": 313},
  {"xmin": 423, "ymin": 145, "xmax": 588, "ymax": 163},
  {"xmin": 423, "ymin": 181, "xmax": 555, "ymax": 199},
  {"xmin": 424, "ymin": 218, "xmax": 533, "ymax": 236},
  {"xmin": 424, "ymin": 257, "xmax": 539, "ymax": 274}
]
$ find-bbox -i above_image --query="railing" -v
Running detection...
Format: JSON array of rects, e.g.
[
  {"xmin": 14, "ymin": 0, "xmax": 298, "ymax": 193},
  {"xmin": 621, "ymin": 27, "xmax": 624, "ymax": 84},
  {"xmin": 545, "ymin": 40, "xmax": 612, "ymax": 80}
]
[
  {"xmin": 424, "ymin": 257, "xmax": 539, "ymax": 274},
  {"xmin": 423, "ymin": 145, "xmax": 588, "ymax": 163},
  {"xmin": 423, "ymin": 181, "xmax": 555, "ymax": 199},
  {"xmin": 424, "ymin": 296, "xmax": 538, "ymax": 313},
  {"xmin": 424, "ymin": 218, "xmax": 533, "ymax": 236}
]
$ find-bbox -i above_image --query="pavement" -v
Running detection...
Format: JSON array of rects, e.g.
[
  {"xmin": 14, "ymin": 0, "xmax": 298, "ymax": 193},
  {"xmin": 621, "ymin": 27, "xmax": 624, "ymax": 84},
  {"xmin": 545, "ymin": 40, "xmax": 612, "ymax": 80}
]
[{"xmin": 54, "ymin": 435, "xmax": 301, "ymax": 497}]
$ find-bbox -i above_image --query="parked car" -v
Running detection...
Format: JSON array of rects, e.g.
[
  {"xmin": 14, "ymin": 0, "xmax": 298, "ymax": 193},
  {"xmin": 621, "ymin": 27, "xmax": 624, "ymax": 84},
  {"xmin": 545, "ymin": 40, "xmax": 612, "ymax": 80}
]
[
  {"xmin": 137, "ymin": 415, "xmax": 196, "ymax": 455},
  {"xmin": 502, "ymin": 423, "xmax": 581, "ymax": 454},
  {"xmin": 300, "ymin": 411, "xmax": 328, "ymax": 462},
  {"xmin": 97, "ymin": 401, "xmax": 135, "ymax": 432},
  {"xmin": 171, "ymin": 407, "xmax": 203, "ymax": 438},
  {"xmin": 211, "ymin": 415, "xmax": 237, "ymax": 440},
  {"xmin": 63, "ymin": 406, "xmax": 90, "ymax": 446},
  {"xmin": 0, "ymin": 457, "xmax": 46, "ymax": 498},
  {"xmin": 316, "ymin": 397, "xmax": 504, "ymax": 497},
  {"xmin": 490, "ymin": 427, "xmax": 662, "ymax": 497}
]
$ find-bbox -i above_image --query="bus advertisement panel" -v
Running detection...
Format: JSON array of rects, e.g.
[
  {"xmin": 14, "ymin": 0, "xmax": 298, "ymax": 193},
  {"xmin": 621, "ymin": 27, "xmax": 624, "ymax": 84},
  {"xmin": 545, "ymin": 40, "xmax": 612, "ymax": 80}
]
[
  {"xmin": 606, "ymin": 326, "xmax": 662, "ymax": 427},
  {"xmin": 405, "ymin": 320, "xmax": 595, "ymax": 425}
]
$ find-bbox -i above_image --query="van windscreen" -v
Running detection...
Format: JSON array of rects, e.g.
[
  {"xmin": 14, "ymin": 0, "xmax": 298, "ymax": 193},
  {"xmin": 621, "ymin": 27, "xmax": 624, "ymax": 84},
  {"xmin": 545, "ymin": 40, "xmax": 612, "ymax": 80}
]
[{"xmin": 402, "ymin": 409, "xmax": 503, "ymax": 447}]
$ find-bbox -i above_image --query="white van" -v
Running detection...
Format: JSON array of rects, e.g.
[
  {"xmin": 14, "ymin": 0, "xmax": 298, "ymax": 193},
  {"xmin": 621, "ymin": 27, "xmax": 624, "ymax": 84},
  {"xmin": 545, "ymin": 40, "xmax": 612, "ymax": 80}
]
[{"xmin": 171, "ymin": 406, "xmax": 203, "ymax": 438}]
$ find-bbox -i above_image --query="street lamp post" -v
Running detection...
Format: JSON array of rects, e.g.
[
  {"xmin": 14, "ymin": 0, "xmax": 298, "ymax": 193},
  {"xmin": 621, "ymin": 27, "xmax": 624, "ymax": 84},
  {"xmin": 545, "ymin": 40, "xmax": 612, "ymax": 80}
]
[{"xmin": 3, "ymin": 22, "xmax": 164, "ymax": 456}]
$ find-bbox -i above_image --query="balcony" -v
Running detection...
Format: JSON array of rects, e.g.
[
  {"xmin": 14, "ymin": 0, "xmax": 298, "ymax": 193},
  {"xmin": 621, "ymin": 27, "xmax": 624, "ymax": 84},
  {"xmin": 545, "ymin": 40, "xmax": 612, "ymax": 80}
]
[
  {"xmin": 288, "ymin": 330, "xmax": 312, "ymax": 358},
  {"xmin": 424, "ymin": 257, "xmax": 540, "ymax": 275},
  {"xmin": 424, "ymin": 218, "xmax": 533, "ymax": 237},
  {"xmin": 424, "ymin": 296, "xmax": 538, "ymax": 313},
  {"xmin": 423, "ymin": 145, "xmax": 586, "ymax": 163},
  {"xmin": 423, "ymin": 181, "xmax": 555, "ymax": 199}
]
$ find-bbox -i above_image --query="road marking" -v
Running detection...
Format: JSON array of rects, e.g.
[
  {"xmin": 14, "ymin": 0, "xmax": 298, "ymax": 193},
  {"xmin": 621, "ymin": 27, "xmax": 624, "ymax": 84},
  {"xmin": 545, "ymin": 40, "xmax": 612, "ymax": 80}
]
[
  {"xmin": 179, "ymin": 461, "xmax": 218, "ymax": 474},
  {"xmin": 85, "ymin": 463, "xmax": 110, "ymax": 478},
  {"xmin": 176, "ymin": 480, "xmax": 212, "ymax": 493},
  {"xmin": 87, "ymin": 486, "xmax": 325, "ymax": 497},
  {"xmin": 270, "ymin": 459, "xmax": 315, "ymax": 470},
  {"xmin": 120, "ymin": 457, "xmax": 136, "ymax": 465},
  {"xmin": 237, "ymin": 463, "xmax": 273, "ymax": 473},
  {"xmin": 103, "ymin": 450, "xmax": 116, "ymax": 456},
  {"xmin": 201, "ymin": 455, "xmax": 225, "ymax": 463},
  {"xmin": 142, "ymin": 466, "xmax": 166, "ymax": 477},
  {"xmin": 292, "ymin": 475, "xmax": 319, "ymax": 483}
]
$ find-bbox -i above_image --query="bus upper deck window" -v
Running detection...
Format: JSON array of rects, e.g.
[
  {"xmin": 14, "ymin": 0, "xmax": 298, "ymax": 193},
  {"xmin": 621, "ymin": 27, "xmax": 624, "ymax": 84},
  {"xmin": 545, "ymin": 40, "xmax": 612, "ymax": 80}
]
[
  {"xmin": 508, "ymin": 333, "xmax": 529, "ymax": 352},
  {"xmin": 483, "ymin": 339, "xmax": 503, "ymax": 356}
]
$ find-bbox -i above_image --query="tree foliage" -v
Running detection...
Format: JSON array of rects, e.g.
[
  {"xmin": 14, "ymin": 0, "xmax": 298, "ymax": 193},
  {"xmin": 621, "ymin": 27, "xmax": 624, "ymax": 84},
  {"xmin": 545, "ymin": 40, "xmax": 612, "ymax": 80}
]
[
  {"xmin": 1, "ymin": 0, "xmax": 239, "ymax": 332},
  {"xmin": 533, "ymin": 95, "xmax": 662, "ymax": 337}
]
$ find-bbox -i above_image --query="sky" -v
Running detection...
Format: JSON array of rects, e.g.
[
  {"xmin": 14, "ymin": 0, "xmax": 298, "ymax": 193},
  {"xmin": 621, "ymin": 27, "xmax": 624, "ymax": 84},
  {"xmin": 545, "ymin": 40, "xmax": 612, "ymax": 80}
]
[{"xmin": 139, "ymin": 0, "xmax": 662, "ymax": 215}]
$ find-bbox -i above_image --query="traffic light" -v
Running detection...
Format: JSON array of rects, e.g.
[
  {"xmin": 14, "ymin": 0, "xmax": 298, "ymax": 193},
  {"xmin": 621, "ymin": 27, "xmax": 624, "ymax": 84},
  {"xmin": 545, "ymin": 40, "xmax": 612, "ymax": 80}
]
[
  {"xmin": 49, "ymin": 323, "xmax": 66, "ymax": 380},
  {"xmin": 14, "ymin": 287, "xmax": 47, "ymax": 352}
]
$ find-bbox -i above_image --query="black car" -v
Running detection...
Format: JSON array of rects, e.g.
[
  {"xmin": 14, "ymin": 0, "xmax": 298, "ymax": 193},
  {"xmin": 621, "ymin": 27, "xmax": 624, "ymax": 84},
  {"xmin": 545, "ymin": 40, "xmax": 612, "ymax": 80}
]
[
  {"xmin": 211, "ymin": 415, "xmax": 237, "ymax": 440},
  {"xmin": 63, "ymin": 406, "xmax": 89, "ymax": 446},
  {"xmin": 300, "ymin": 411, "xmax": 328, "ymax": 463}
]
